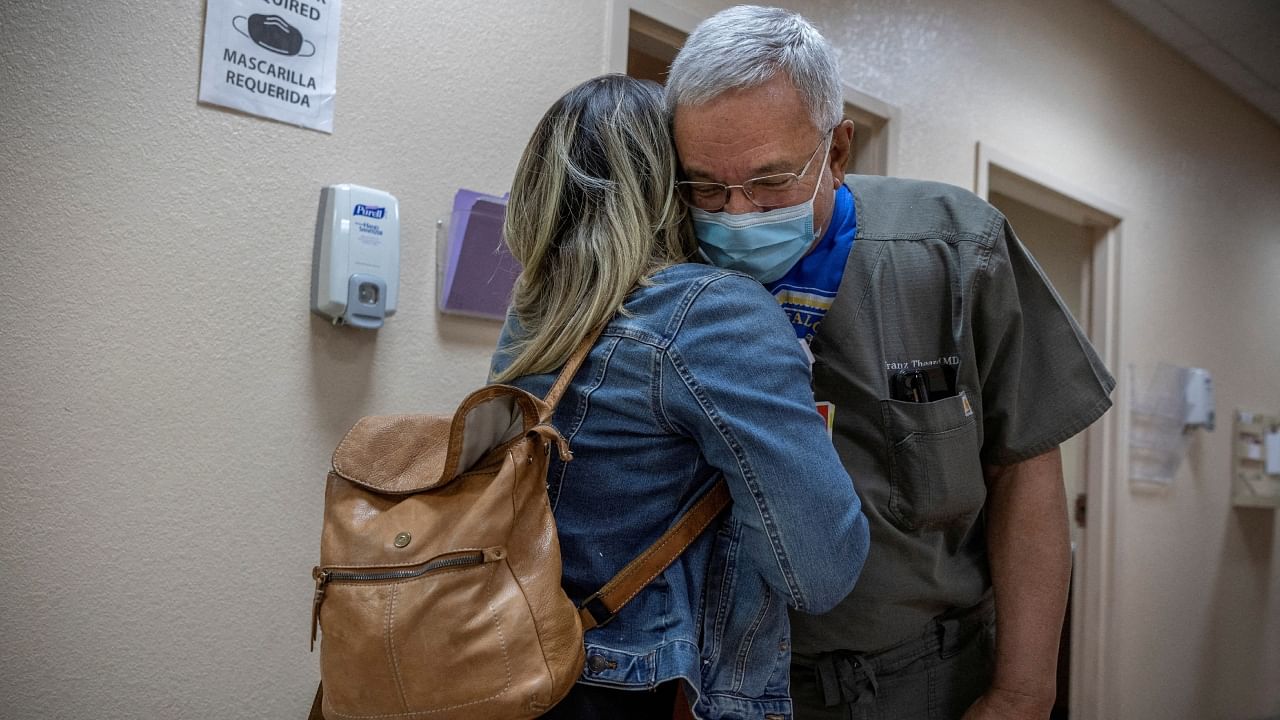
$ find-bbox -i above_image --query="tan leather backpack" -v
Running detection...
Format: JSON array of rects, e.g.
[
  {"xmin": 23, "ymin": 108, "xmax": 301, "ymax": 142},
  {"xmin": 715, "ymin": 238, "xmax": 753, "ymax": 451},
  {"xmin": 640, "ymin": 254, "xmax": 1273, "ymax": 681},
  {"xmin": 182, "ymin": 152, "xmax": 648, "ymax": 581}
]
[{"xmin": 308, "ymin": 331, "xmax": 728, "ymax": 720}]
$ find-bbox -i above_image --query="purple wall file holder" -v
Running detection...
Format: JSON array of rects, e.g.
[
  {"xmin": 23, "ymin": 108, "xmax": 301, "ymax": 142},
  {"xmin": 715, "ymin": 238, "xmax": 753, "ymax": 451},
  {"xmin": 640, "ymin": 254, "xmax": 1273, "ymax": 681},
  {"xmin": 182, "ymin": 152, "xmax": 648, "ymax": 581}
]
[{"xmin": 438, "ymin": 188, "xmax": 520, "ymax": 320}]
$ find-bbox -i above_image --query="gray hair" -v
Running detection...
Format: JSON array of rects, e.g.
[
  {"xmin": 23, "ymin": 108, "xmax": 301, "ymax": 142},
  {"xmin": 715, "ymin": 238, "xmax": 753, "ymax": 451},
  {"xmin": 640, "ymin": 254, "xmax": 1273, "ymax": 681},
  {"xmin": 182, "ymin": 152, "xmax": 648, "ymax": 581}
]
[{"xmin": 666, "ymin": 5, "xmax": 842, "ymax": 130}]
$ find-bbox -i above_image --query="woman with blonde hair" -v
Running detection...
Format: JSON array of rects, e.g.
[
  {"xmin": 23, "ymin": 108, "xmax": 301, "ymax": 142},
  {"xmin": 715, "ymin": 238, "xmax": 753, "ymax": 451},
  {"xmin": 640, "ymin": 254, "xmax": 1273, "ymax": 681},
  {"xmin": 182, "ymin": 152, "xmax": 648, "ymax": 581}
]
[{"xmin": 491, "ymin": 74, "xmax": 869, "ymax": 720}]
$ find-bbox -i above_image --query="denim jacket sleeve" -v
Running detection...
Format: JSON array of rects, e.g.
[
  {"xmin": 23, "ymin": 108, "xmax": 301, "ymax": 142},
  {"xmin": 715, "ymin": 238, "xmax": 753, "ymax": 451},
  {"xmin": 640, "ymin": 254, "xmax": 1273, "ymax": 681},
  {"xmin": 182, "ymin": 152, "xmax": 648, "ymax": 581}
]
[{"xmin": 659, "ymin": 272, "xmax": 870, "ymax": 613}]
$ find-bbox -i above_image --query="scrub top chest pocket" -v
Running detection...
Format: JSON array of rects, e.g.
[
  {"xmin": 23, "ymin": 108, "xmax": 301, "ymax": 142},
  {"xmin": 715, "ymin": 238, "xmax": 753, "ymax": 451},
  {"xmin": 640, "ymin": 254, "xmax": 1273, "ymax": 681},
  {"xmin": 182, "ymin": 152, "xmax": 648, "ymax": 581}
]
[{"xmin": 880, "ymin": 391, "xmax": 986, "ymax": 533}]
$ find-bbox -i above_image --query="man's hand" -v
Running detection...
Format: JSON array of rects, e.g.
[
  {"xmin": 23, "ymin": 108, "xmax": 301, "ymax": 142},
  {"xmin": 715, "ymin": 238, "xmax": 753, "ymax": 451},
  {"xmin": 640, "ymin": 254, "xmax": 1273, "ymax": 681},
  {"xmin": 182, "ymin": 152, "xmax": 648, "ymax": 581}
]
[{"xmin": 962, "ymin": 686, "xmax": 1056, "ymax": 719}]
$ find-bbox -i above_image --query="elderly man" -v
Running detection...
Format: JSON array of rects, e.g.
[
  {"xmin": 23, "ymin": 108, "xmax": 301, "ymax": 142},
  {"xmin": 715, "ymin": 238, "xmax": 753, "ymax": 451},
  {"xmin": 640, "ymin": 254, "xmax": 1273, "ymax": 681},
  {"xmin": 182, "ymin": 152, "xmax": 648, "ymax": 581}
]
[{"xmin": 666, "ymin": 6, "xmax": 1114, "ymax": 720}]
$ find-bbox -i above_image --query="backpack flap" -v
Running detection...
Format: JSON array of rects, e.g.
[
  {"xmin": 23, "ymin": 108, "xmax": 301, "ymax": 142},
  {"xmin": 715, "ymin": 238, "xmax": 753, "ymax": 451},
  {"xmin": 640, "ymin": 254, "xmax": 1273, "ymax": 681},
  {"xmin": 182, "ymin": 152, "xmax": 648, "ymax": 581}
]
[{"xmin": 331, "ymin": 385, "xmax": 549, "ymax": 494}]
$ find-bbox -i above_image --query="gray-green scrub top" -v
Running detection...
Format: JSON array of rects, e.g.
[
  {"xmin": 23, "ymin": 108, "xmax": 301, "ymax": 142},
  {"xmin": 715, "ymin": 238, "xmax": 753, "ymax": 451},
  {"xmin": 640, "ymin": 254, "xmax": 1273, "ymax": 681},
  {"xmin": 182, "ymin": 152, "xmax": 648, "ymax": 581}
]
[{"xmin": 789, "ymin": 175, "xmax": 1116, "ymax": 656}]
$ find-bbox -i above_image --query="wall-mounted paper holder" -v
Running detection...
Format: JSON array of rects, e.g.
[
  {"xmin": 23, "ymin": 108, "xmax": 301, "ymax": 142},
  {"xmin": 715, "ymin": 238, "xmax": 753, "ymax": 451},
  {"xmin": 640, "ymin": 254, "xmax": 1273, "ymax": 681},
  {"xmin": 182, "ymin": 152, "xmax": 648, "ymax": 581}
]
[
  {"xmin": 435, "ymin": 188, "xmax": 521, "ymax": 321},
  {"xmin": 1129, "ymin": 363, "xmax": 1192, "ymax": 486},
  {"xmin": 1232, "ymin": 410, "xmax": 1280, "ymax": 509}
]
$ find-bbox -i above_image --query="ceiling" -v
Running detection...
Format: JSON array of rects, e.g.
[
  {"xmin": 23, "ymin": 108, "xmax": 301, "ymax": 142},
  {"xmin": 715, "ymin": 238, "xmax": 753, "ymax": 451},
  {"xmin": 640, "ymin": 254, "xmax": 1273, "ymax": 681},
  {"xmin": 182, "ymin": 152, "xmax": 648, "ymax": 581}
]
[{"xmin": 1107, "ymin": 0, "xmax": 1280, "ymax": 125}]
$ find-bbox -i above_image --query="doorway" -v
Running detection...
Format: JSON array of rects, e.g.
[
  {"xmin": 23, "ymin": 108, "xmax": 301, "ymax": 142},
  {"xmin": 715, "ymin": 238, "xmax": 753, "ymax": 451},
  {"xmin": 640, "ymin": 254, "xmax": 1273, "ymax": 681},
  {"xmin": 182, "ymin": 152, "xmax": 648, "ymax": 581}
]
[
  {"xmin": 611, "ymin": 0, "xmax": 896, "ymax": 177},
  {"xmin": 988, "ymin": 191, "xmax": 1097, "ymax": 551},
  {"xmin": 842, "ymin": 89, "xmax": 895, "ymax": 176},
  {"xmin": 626, "ymin": 9, "xmax": 682, "ymax": 84},
  {"xmin": 977, "ymin": 144, "xmax": 1125, "ymax": 720}
]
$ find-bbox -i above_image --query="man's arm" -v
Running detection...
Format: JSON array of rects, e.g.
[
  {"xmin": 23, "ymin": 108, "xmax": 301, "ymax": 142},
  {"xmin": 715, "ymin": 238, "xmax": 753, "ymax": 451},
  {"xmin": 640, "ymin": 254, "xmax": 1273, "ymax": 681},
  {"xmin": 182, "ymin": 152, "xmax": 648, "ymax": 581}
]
[{"xmin": 964, "ymin": 446, "xmax": 1070, "ymax": 720}]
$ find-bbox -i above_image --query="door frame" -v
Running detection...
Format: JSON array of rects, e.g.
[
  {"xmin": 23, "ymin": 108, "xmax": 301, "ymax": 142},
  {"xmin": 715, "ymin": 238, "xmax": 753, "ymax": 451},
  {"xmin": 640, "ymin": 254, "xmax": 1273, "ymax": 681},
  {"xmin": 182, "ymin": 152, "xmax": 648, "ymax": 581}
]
[
  {"xmin": 841, "ymin": 85, "xmax": 899, "ymax": 177},
  {"xmin": 976, "ymin": 142, "xmax": 1128, "ymax": 720},
  {"xmin": 605, "ymin": 0, "xmax": 899, "ymax": 176},
  {"xmin": 604, "ymin": 0, "xmax": 700, "ymax": 75}
]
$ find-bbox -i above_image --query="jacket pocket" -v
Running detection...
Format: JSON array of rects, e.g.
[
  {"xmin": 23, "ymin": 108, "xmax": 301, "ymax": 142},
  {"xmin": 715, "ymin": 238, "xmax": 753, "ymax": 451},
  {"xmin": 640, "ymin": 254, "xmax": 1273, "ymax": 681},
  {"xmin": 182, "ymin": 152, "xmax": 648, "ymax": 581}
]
[
  {"xmin": 700, "ymin": 519, "xmax": 737, "ymax": 671},
  {"xmin": 700, "ymin": 518, "xmax": 791, "ymax": 701},
  {"xmin": 881, "ymin": 393, "xmax": 986, "ymax": 532}
]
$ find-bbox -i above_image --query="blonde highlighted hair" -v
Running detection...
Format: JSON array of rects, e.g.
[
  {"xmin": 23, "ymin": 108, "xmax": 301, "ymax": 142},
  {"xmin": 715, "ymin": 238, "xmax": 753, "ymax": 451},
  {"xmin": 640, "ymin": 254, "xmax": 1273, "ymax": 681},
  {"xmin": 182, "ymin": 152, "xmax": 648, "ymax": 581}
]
[{"xmin": 493, "ymin": 75, "xmax": 693, "ymax": 383}]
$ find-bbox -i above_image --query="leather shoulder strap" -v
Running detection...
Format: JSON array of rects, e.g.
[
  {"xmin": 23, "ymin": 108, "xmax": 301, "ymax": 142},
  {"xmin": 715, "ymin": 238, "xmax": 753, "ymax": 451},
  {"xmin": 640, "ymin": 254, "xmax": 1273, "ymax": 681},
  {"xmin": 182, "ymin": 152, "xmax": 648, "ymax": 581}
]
[
  {"xmin": 541, "ymin": 323, "xmax": 607, "ymax": 413},
  {"xmin": 578, "ymin": 480, "xmax": 730, "ymax": 631},
  {"xmin": 534, "ymin": 320, "xmax": 731, "ymax": 629},
  {"xmin": 308, "ymin": 683, "xmax": 323, "ymax": 720}
]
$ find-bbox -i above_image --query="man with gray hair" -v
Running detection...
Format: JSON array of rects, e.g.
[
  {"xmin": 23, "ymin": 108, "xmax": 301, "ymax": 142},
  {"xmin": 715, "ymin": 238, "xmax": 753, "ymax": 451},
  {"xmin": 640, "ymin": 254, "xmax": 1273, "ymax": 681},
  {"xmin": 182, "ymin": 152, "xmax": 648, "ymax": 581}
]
[{"xmin": 666, "ymin": 6, "xmax": 1114, "ymax": 719}]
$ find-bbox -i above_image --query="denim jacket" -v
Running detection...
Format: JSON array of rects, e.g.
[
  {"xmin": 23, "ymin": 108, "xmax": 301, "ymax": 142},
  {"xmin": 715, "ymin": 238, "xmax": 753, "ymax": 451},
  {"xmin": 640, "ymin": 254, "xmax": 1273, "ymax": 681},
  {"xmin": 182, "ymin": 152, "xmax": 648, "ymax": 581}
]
[{"xmin": 490, "ymin": 263, "xmax": 870, "ymax": 719}]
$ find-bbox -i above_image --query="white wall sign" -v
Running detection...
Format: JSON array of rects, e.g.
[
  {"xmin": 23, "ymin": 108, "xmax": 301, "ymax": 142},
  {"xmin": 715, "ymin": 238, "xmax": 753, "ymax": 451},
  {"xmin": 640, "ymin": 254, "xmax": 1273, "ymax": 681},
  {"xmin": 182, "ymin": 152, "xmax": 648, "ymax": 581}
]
[{"xmin": 198, "ymin": 0, "xmax": 342, "ymax": 133}]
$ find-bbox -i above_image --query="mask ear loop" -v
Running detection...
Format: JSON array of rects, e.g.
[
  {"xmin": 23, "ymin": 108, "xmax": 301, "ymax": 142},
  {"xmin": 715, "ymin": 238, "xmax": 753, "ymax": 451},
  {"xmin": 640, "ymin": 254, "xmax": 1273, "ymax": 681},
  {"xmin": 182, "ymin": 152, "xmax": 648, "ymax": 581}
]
[
  {"xmin": 298, "ymin": 40, "xmax": 317, "ymax": 58},
  {"xmin": 808, "ymin": 134, "xmax": 835, "ymax": 240}
]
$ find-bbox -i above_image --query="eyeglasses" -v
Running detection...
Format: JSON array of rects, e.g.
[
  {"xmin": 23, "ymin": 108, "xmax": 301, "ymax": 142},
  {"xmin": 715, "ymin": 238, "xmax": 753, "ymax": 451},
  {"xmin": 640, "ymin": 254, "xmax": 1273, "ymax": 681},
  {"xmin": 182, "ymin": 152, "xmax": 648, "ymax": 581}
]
[{"xmin": 675, "ymin": 131, "xmax": 832, "ymax": 212}]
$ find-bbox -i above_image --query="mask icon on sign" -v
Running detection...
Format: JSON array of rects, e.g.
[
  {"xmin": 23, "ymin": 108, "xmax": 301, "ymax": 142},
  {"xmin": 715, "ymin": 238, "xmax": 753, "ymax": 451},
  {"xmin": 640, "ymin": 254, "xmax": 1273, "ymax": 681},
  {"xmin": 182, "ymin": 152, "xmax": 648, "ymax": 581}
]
[{"xmin": 233, "ymin": 14, "xmax": 316, "ymax": 57}]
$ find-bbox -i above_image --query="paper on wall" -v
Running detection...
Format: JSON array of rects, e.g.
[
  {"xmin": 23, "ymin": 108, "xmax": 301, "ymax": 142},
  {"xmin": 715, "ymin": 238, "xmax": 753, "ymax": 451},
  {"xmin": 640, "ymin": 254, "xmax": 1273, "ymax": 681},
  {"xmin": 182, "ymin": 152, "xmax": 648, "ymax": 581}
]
[{"xmin": 198, "ymin": 0, "xmax": 342, "ymax": 133}]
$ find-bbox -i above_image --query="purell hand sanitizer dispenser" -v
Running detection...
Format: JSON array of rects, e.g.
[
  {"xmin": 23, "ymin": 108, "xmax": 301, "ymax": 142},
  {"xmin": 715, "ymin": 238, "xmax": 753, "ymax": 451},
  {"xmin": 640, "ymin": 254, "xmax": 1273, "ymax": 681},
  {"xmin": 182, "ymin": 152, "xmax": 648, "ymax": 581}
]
[{"xmin": 311, "ymin": 185, "xmax": 400, "ymax": 329}]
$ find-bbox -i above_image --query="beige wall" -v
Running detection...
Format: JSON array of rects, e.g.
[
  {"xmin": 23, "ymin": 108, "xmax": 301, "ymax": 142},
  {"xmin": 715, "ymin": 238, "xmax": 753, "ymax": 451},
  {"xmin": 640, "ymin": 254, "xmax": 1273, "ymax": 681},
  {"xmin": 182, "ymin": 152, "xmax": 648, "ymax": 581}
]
[{"xmin": 1, "ymin": 1, "xmax": 1277, "ymax": 718}]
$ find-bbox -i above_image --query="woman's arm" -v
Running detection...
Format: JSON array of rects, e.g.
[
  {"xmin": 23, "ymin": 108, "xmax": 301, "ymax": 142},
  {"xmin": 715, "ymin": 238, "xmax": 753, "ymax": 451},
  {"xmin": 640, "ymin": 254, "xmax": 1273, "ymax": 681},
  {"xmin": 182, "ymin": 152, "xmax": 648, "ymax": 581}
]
[{"xmin": 661, "ymin": 272, "xmax": 869, "ymax": 613}]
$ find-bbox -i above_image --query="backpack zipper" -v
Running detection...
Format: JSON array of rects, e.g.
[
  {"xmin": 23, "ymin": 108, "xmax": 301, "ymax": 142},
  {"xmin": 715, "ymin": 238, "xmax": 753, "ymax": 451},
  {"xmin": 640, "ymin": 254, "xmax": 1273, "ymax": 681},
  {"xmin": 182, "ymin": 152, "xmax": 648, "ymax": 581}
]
[{"xmin": 311, "ymin": 546, "xmax": 504, "ymax": 650}]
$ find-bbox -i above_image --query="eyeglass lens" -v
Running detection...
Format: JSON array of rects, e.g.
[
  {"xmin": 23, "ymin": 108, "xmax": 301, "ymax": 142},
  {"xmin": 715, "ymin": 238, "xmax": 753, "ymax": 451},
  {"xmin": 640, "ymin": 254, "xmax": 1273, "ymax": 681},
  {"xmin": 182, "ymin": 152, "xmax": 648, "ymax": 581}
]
[{"xmin": 678, "ymin": 132, "xmax": 831, "ymax": 211}]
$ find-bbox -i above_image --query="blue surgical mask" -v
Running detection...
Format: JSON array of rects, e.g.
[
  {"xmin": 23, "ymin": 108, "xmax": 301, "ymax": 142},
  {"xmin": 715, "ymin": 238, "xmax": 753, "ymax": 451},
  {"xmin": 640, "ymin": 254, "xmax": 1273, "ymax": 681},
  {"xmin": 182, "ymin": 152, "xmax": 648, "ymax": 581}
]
[{"xmin": 690, "ymin": 164, "xmax": 827, "ymax": 284}]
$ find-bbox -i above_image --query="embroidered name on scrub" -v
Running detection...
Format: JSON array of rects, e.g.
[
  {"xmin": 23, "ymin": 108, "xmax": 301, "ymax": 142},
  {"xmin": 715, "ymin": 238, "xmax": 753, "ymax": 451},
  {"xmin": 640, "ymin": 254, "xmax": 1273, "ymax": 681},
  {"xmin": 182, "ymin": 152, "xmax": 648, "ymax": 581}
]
[{"xmin": 884, "ymin": 356, "xmax": 960, "ymax": 371}]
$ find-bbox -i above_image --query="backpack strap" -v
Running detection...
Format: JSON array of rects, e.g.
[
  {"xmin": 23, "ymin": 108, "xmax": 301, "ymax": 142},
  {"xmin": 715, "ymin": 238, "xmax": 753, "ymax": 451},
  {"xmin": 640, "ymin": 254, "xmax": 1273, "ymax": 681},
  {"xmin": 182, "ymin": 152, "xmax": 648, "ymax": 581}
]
[
  {"xmin": 540, "ymin": 324, "xmax": 607, "ymax": 414},
  {"xmin": 307, "ymin": 682, "xmax": 323, "ymax": 720},
  {"xmin": 532, "ymin": 321, "xmax": 732, "ymax": 630},
  {"xmin": 578, "ymin": 479, "xmax": 731, "ymax": 631}
]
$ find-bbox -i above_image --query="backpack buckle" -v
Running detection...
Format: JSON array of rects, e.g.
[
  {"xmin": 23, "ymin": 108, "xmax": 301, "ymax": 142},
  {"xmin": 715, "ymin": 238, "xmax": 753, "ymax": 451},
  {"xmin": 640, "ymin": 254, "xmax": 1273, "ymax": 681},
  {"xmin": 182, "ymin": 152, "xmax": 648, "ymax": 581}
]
[
  {"xmin": 529, "ymin": 423, "xmax": 573, "ymax": 461},
  {"xmin": 578, "ymin": 591, "xmax": 617, "ymax": 630}
]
